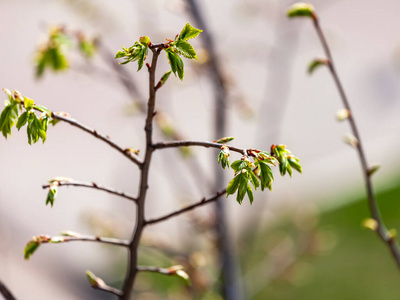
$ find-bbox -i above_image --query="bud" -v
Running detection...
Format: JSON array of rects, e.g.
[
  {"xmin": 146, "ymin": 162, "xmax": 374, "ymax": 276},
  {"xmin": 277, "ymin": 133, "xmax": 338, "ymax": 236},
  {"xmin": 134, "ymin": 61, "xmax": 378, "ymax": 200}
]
[
  {"xmin": 336, "ymin": 109, "xmax": 350, "ymax": 121},
  {"xmin": 362, "ymin": 218, "xmax": 378, "ymax": 231},
  {"xmin": 287, "ymin": 2, "xmax": 315, "ymax": 18},
  {"xmin": 343, "ymin": 133, "xmax": 358, "ymax": 148},
  {"xmin": 139, "ymin": 36, "xmax": 151, "ymax": 46}
]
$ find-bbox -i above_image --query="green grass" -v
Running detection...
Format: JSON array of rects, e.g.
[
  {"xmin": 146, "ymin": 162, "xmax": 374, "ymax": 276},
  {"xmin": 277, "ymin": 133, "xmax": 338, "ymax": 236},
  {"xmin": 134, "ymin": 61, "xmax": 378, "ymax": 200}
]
[{"xmin": 245, "ymin": 183, "xmax": 400, "ymax": 300}]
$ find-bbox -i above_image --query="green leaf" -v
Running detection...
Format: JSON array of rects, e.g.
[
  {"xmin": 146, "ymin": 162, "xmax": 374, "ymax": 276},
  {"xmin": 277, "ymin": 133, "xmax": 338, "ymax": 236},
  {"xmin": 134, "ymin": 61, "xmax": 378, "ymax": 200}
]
[
  {"xmin": 46, "ymin": 184, "xmax": 58, "ymax": 207},
  {"xmin": 308, "ymin": 58, "xmax": 327, "ymax": 75},
  {"xmin": 179, "ymin": 22, "xmax": 203, "ymax": 41},
  {"xmin": 166, "ymin": 48, "xmax": 184, "ymax": 80},
  {"xmin": 258, "ymin": 161, "xmax": 273, "ymax": 191},
  {"xmin": 214, "ymin": 137, "xmax": 235, "ymax": 144},
  {"xmin": 236, "ymin": 173, "xmax": 249, "ymax": 204},
  {"xmin": 27, "ymin": 113, "xmax": 47, "ymax": 144},
  {"xmin": 0, "ymin": 103, "xmax": 18, "ymax": 138},
  {"xmin": 24, "ymin": 240, "xmax": 40, "ymax": 260},
  {"xmin": 226, "ymin": 172, "xmax": 243, "ymax": 196},
  {"xmin": 79, "ymin": 40, "xmax": 97, "ymax": 58},
  {"xmin": 287, "ymin": 2, "xmax": 315, "ymax": 18},
  {"xmin": 86, "ymin": 270, "xmax": 106, "ymax": 289},
  {"xmin": 174, "ymin": 40, "xmax": 197, "ymax": 59},
  {"xmin": 137, "ymin": 47, "xmax": 148, "ymax": 71},
  {"xmin": 161, "ymin": 70, "xmax": 172, "ymax": 85},
  {"xmin": 288, "ymin": 157, "xmax": 302, "ymax": 173},
  {"xmin": 217, "ymin": 145, "xmax": 230, "ymax": 170},
  {"xmin": 16, "ymin": 111, "xmax": 28, "ymax": 130},
  {"xmin": 33, "ymin": 104, "xmax": 52, "ymax": 117},
  {"xmin": 231, "ymin": 160, "xmax": 249, "ymax": 172},
  {"xmin": 24, "ymin": 97, "xmax": 35, "ymax": 110},
  {"xmin": 246, "ymin": 184, "xmax": 254, "ymax": 204},
  {"xmin": 248, "ymin": 169, "xmax": 259, "ymax": 190},
  {"xmin": 24, "ymin": 236, "xmax": 49, "ymax": 260}
]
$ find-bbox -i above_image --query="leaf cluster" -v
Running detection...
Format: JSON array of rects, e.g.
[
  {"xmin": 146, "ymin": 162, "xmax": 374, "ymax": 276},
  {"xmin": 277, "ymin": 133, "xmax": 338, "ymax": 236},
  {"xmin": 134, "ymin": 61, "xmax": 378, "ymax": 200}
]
[
  {"xmin": 0, "ymin": 89, "xmax": 57, "ymax": 144},
  {"xmin": 271, "ymin": 144, "xmax": 302, "ymax": 176},
  {"xmin": 115, "ymin": 22, "xmax": 202, "ymax": 81},
  {"xmin": 115, "ymin": 39, "xmax": 149, "ymax": 71},
  {"xmin": 219, "ymin": 145, "xmax": 302, "ymax": 205},
  {"xmin": 36, "ymin": 26, "xmax": 97, "ymax": 78}
]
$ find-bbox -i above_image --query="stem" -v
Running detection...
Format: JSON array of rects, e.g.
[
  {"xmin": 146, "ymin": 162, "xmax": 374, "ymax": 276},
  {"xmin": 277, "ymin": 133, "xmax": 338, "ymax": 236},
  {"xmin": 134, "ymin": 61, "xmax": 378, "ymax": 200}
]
[
  {"xmin": 311, "ymin": 15, "xmax": 400, "ymax": 267},
  {"xmin": 121, "ymin": 48, "xmax": 160, "ymax": 299},
  {"xmin": 52, "ymin": 113, "xmax": 142, "ymax": 167},
  {"xmin": 42, "ymin": 180, "xmax": 137, "ymax": 202},
  {"xmin": 152, "ymin": 140, "xmax": 247, "ymax": 156},
  {"xmin": 0, "ymin": 279, "xmax": 16, "ymax": 300},
  {"xmin": 146, "ymin": 189, "xmax": 227, "ymax": 225},
  {"xmin": 92, "ymin": 285, "xmax": 123, "ymax": 297},
  {"xmin": 44, "ymin": 235, "xmax": 129, "ymax": 247}
]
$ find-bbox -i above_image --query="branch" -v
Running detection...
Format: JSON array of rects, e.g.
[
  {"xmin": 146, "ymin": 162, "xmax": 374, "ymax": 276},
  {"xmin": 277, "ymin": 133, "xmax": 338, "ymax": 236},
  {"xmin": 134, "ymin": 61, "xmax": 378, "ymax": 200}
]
[
  {"xmin": 41, "ymin": 234, "xmax": 129, "ymax": 247},
  {"xmin": 310, "ymin": 13, "xmax": 400, "ymax": 267},
  {"xmin": 146, "ymin": 189, "xmax": 227, "ymax": 225},
  {"xmin": 92, "ymin": 285, "xmax": 123, "ymax": 297},
  {"xmin": 51, "ymin": 112, "xmax": 142, "ymax": 167},
  {"xmin": 42, "ymin": 180, "xmax": 137, "ymax": 202},
  {"xmin": 152, "ymin": 140, "xmax": 247, "ymax": 156},
  {"xmin": 0, "ymin": 279, "xmax": 16, "ymax": 300},
  {"xmin": 121, "ymin": 48, "xmax": 161, "ymax": 300}
]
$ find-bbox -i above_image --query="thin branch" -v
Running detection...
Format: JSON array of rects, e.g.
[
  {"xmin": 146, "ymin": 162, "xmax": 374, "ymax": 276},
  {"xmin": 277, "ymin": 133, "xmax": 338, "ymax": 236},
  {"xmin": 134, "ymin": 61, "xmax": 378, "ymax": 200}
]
[
  {"xmin": 152, "ymin": 140, "xmax": 247, "ymax": 156},
  {"xmin": 51, "ymin": 112, "xmax": 142, "ymax": 167},
  {"xmin": 310, "ymin": 14, "xmax": 400, "ymax": 267},
  {"xmin": 42, "ymin": 234, "xmax": 129, "ymax": 247},
  {"xmin": 42, "ymin": 180, "xmax": 137, "ymax": 202},
  {"xmin": 91, "ymin": 284, "xmax": 123, "ymax": 297},
  {"xmin": 137, "ymin": 266, "xmax": 175, "ymax": 274},
  {"xmin": 0, "ymin": 279, "xmax": 16, "ymax": 300},
  {"xmin": 121, "ymin": 48, "xmax": 161, "ymax": 300},
  {"xmin": 146, "ymin": 189, "xmax": 227, "ymax": 225}
]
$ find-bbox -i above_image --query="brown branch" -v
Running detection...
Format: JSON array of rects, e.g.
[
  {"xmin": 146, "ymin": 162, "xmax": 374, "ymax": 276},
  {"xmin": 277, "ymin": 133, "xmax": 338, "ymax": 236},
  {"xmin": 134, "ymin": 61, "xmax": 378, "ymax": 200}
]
[
  {"xmin": 91, "ymin": 283, "xmax": 123, "ymax": 297},
  {"xmin": 146, "ymin": 189, "xmax": 227, "ymax": 225},
  {"xmin": 0, "ymin": 279, "xmax": 16, "ymax": 300},
  {"xmin": 51, "ymin": 112, "xmax": 142, "ymax": 167},
  {"xmin": 42, "ymin": 180, "xmax": 137, "ymax": 202},
  {"xmin": 310, "ymin": 14, "xmax": 400, "ymax": 267},
  {"xmin": 152, "ymin": 140, "xmax": 247, "ymax": 156},
  {"xmin": 41, "ymin": 234, "xmax": 129, "ymax": 247},
  {"xmin": 121, "ymin": 48, "xmax": 160, "ymax": 300}
]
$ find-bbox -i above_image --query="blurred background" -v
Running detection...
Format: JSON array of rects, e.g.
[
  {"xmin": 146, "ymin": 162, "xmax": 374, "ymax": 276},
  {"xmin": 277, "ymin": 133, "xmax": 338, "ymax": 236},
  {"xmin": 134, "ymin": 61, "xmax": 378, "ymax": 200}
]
[{"xmin": 1, "ymin": 0, "xmax": 400, "ymax": 299}]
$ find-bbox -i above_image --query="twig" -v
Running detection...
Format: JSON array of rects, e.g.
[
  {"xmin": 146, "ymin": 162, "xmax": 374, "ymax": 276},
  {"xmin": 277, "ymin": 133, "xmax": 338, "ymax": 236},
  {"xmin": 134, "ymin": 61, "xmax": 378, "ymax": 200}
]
[
  {"xmin": 42, "ymin": 180, "xmax": 137, "ymax": 202},
  {"xmin": 91, "ymin": 284, "xmax": 123, "ymax": 297},
  {"xmin": 121, "ymin": 48, "xmax": 160, "ymax": 300},
  {"xmin": 0, "ymin": 279, "xmax": 16, "ymax": 300},
  {"xmin": 152, "ymin": 140, "xmax": 247, "ymax": 156},
  {"xmin": 51, "ymin": 112, "xmax": 142, "ymax": 167},
  {"xmin": 146, "ymin": 189, "xmax": 227, "ymax": 225},
  {"xmin": 310, "ymin": 13, "xmax": 400, "ymax": 267},
  {"xmin": 42, "ymin": 234, "xmax": 129, "ymax": 247}
]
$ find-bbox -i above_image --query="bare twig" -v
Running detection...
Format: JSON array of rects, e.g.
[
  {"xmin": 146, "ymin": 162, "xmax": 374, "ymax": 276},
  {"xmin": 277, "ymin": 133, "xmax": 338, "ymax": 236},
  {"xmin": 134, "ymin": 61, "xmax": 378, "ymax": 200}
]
[
  {"xmin": 121, "ymin": 48, "xmax": 161, "ymax": 300},
  {"xmin": 310, "ymin": 13, "xmax": 400, "ymax": 267},
  {"xmin": 152, "ymin": 140, "xmax": 247, "ymax": 156},
  {"xmin": 91, "ymin": 284, "xmax": 123, "ymax": 297},
  {"xmin": 51, "ymin": 112, "xmax": 142, "ymax": 167},
  {"xmin": 41, "ymin": 234, "xmax": 129, "ymax": 247},
  {"xmin": 0, "ymin": 279, "xmax": 16, "ymax": 300},
  {"xmin": 42, "ymin": 180, "xmax": 137, "ymax": 202},
  {"xmin": 146, "ymin": 189, "xmax": 227, "ymax": 225}
]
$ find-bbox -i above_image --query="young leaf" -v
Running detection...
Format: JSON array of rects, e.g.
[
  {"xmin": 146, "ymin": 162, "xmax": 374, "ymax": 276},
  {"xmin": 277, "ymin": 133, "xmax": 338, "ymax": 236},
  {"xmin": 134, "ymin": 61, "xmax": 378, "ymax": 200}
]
[
  {"xmin": 226, "ymin": 172, "xmax": 243, "ymax": 196},
  {"xmin": 16, "ymin": 111, "xmax": 28, "ymax": 130},
  {"xmin": 156, "ymin": 71, "xmax": 172, "ymax": 90},
  {"xmin": 166, "ymin": 48, "xmax": 184, "ymax": 80},
  {"xmin": 179, "ymin": 22, "xmax": 203, "ymax": 41},
  {"xmin": 174, "ymin": 40, "xmax": 197, "ymax": 59},
  {"xmin": 0, "ymin": 103, "xmax": 18, "ymax": 138},
  {"xmin": 287, "ymin": 2, "xmax": 315, "ymax": 18},
  {"xmin": 236, "ymin": 172, "xmax": 249, "ymax": 204},
  {"xmin": 46, "ymin": 183, "xmax": 58, "ymax": 207},
  {"xmin": 308, "ymin": 58, "xmax": 328, "ymax": 75},
  {"xmin": 217, "ymin": 145, "xmax": 230, "ymax": 169},
  {"xmin": 246, "ymin": 184, "xmax": 254, "ymax": 204},
  {"xmin": 175, "ymin": 270, "xmax": 191, "ymax": 286},
  {"xmin": 86, "ymin": 270, "xmax": 106, "ymax": 289},
  {"xmin": 213, "ymin": 136, "xmax": 235, "ymax": 144},
  {"xmin": 24, "ymin": 235, "xmax": 50, "ymax": 260},
  {"xmin": 257, "ymin": 161, "xmax": 273, "ymax": 191}
]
